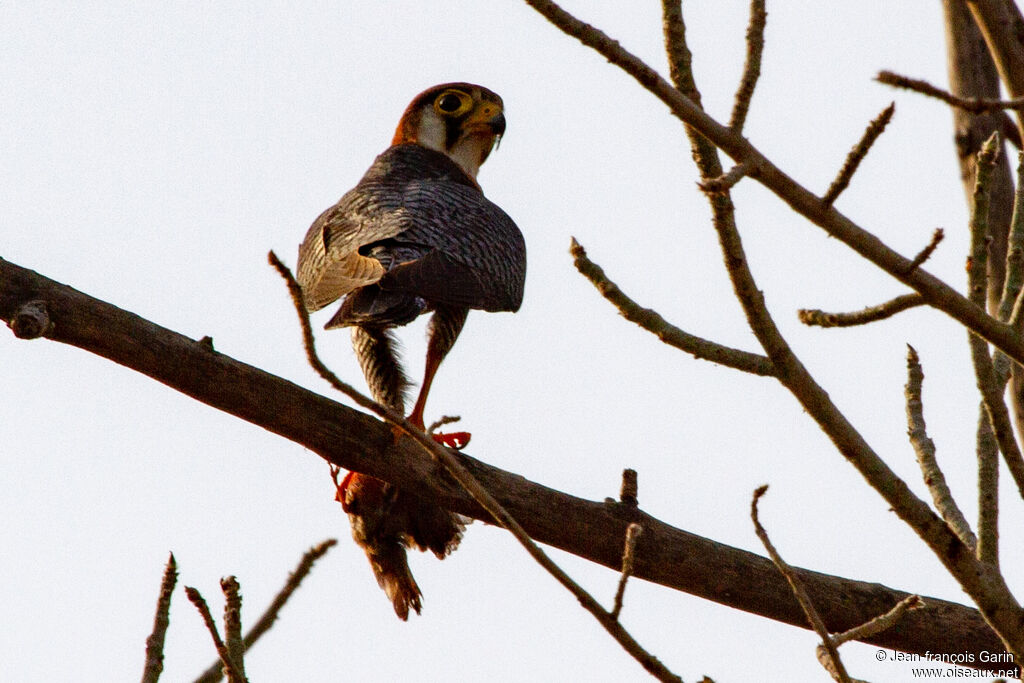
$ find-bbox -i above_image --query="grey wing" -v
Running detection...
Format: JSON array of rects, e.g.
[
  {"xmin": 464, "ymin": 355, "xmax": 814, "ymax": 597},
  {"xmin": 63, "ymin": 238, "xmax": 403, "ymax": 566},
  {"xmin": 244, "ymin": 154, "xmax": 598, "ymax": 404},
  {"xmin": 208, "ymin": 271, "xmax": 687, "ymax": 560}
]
[
  {"xmin": 296, "ymin": 185, "xmax": 411, "ymax": 312},
  {"xmin": 377, "ymin": 180, "xmax": 527, "ymax": 312}
]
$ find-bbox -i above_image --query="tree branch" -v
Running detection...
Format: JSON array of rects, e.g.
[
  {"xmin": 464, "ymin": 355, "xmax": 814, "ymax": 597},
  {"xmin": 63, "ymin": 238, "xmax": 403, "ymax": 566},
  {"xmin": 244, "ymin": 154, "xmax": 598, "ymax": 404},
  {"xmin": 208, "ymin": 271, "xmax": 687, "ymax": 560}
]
[
  {"xmin": 904, "ymin": 346, "xmax": 977, "ymax": 551},
  {"xmin": 522, "ymin": 0, "xmax": 1024, "ymax": 370},
  {"xmin": 141, "ymin": 553, "xmax": 178, "ymax": 683},
  {"xmin": 193, "ymin": 540, "xmax": 337, "ymax": 683},
  {"xmin": 569, "ymin": 238, "xmax": 775, "ymax": 376},
  {"xmin": 798, "ymin": 293, "xmax": 925, "ymax": 328},
  {"xmin": 751, "ymin": 486, "xmax": 853, "ymax": 683},
  {"xmin": 0, "ymin": 256, "xmax": 1012, "ymax": 669},
  {"xmin": 728, "ymin": 0, "xmax": 766, "ymax": 134},
  {"xmin": 823, "ymin": 102, "xmax": 895, "ymax": 206},
  {"xmin": 268, "ymin": 252, "xmax": 683, "ymax": 683},
  {"xmin": 878, "ymin": 70, "xmax": 1024, "ymax": 113}
]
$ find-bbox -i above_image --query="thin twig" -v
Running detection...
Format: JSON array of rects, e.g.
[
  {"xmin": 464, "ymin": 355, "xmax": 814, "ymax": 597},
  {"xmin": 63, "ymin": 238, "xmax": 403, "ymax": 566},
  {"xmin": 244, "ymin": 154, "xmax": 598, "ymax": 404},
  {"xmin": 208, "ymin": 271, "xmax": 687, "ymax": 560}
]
[
  {"xmin": 185, "ymin": 587, "xmax": 248, "ymax": 683},
  {"xmin": 799, "ymin": 293, "xmax": 925, "ymax": 328},
  {"xmin": 729, "ymin": 0, "xmax": 766, "ymax": 133},
  {"xmin": 905, "ymin": 228, "xmax": 946, "ymax": 274},
  {"xmin": 611, "ymin": 523, "xmax": 643, "ymax": 620},
  {"xmin": 823, "ymin": 103, "xmax": 895, "ymax": 205},
  {"xmin": 977, "ymin": 407, "xmax": 1000, "ymax": 566},
  {"xmin": 877, "ymin": 70, "xmax": 1024, "ymax": 112},
  {"xmin": 904, "ymin": 346, "xmax": 977, "ymax": 550},
  {"xmin": 193, "ymin": 540, "xmax": 338, "ymax": 683},
  {"xmin": 427, "ymin": 415, "xmax": 461, "ymax": 433},
  {"xmin": 221, "ymin": 577, "xmax": 245, "ymax": 681},
  {"xmin": 832, "ymin": 595, "xmax": 924, "ymax": 646},
  {"xmin": 268, "ymin": 251, "xmax": 683, "ymax": 683},
  {"xmin": 698, "ymin": 161, "xmax": 753, "ymax": 194},
  {"xmin": 570, "ymin": 238, "xmax": 775, "ymax": 377},
  {"xmin": 751, "ymin": 486, "xmax": 852, "ymax": 683},
  {"xmin": 141, "ymin": 553, "xmax": 177, "ymax": 683}
]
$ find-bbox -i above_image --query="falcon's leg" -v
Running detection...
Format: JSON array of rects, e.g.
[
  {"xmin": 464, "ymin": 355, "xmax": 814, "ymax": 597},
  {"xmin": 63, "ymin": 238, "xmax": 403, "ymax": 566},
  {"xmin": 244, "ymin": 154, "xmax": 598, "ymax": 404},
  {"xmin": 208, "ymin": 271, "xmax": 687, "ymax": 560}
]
[
  {"xmin": 351, "ymin": 325, "xmax": 409, "ymax": 411},
  {"xmin": 407, "ymin": 305, "xmax": 469, "ymax": 430}
]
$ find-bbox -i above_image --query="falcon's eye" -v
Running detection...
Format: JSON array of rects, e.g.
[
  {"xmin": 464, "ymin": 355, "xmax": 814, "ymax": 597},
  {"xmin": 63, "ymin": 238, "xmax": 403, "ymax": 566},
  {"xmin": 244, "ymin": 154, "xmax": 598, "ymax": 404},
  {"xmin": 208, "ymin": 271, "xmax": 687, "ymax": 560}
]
[{"xmin": 434, "ymin": 90, "xmax": 472, "ymax": 116}]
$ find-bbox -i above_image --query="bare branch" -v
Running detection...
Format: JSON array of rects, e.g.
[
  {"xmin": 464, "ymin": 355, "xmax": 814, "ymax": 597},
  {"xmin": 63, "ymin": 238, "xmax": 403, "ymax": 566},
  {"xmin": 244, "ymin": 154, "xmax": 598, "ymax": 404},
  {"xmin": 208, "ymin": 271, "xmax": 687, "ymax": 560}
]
[
  {"xmin": 904, "ymin": 346, "xmax": 977, "ymax": 550},
  {"xmin": 729, "ymin": 0, "xmax": 767, "ymax": 133},
  {"xmin": 193, "ymin": 540, "xmax": 338, "ymax": 683},
  {"xmin": 570, "ymin": 238, "xmax": 775, "ymax": 377},
  {"xmin": 141, "ymin": 553, "xmax": 177, "ymax": 683},
  {"xmin": 698, "ymin": 161, "xmax": 753, "ymax": 194},
  {"xmin": 799, "ymin": 293, "xmax": 925, "ymax": 328},
  {"xmin": 7, "ymin": 300, "xmax": 52, "ymax": 339},
  {"xmin": 619, "ymin": 468, "xmax": 638, "ymax": 508},
  {"xmin": 220, "ymin": 577, "xmax": 245, "ymax": 681},
  {"xmin": 269, "ymin": 251, "xmax": 684, "ymax": 683},
  {"xmin": 523, "ymin": 0, "xmax": 1024, "ymax": 370},
  {"xmin": 965, "ymin": 134, "xmax": 1004, "ymax": 568},
  {"xmin": 977, "ymin": 407, "xmax": 1000, "ymax": 566},
  {"xmin": 751, "ymin": 486, "xmax": 852, "ymax": 683},
  {"xmin": 963, "ymin": 0, "xmax": 1024, "ymax": 137},
  {"xmin": 997, "ymin": 152, "xmax": 1024, "ymax": 323},
  {"xmin": 878, "ymin": 70, "xmax": 1024, "ymax": 112},
  {"xmin": 185, "ymin": 587, "xmax": 248, "ymax": 683},
  {"xmin": 832, "ymin": 595, "xmax": 924, "ymax": 647},
  {"xmin": 905, "ymin": 228, "xmax": 946, "ymax": 274},
  {"xmin": 965, "ymin": 135, "xmax": 1024, "ymax": 503},
  {"xmin": 0, "ymin": 256, "xmax": 1011, "ymax": 664},
  {"xmin": 823, "ymin": 103, "xmax": 896, "ymax": 205},
  {"xmin": 611, "ymin": 524, "xmax": 643, "ymax": 621}
]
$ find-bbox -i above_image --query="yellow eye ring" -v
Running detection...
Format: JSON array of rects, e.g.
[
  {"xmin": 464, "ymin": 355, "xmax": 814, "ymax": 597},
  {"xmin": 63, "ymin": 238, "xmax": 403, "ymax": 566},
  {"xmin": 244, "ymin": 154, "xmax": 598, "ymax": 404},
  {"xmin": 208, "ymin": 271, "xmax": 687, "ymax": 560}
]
[{"xmin": 434, "ymin": 89, "xmax": 473, "ymax": 117}]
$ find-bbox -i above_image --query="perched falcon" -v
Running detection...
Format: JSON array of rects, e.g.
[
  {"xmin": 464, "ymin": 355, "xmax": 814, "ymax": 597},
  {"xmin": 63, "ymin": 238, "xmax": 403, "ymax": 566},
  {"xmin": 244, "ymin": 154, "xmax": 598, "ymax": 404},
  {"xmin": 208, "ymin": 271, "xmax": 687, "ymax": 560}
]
[{"xmin": 297, "ymin": 83, "xmax": 526, "ymax": 619}]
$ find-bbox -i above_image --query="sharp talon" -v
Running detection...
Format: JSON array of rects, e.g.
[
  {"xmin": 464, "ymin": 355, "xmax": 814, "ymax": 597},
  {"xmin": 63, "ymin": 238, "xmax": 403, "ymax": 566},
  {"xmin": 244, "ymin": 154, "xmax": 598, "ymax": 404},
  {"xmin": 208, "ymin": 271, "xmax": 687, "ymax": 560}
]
[
  {"xmin": 431, "ymin": 431, "xmax": 471, "ymax": 449},
  {"xmin": 330, "ymin": 466, "xmax": 356, "ymax": 511}
]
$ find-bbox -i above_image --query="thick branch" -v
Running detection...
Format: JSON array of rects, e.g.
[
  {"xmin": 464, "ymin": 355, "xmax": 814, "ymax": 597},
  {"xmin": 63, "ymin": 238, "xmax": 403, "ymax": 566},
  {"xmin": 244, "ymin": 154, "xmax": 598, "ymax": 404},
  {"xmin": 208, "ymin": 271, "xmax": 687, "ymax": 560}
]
[
  {"xmin": 0, "ymin": 257, "xmax": 1011, "ymax": 667},
  {"xmin": 943, "ymin": 0, "xmax": 1016, "ymax": 315}
]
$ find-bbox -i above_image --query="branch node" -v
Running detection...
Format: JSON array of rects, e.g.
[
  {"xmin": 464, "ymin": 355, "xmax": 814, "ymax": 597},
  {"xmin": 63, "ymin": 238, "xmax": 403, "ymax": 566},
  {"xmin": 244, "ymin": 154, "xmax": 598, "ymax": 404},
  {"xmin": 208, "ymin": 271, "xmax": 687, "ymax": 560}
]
[
  {"xmin": 619, "ymin": 468, "xmax": 638, "ymax": 507},
  {"xmin": 9, "ymin": 300, "xmax": 53, "ymax": 339},
  {"xmin": 699, "ymin": 161, "xmax": 753, "ymax": 194}
]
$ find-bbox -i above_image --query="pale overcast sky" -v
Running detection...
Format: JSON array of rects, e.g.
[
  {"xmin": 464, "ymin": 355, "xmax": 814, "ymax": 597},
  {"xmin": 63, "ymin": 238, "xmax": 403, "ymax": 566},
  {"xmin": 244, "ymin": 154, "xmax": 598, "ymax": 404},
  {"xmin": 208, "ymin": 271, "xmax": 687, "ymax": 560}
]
[{"xmin": 1, "ymin": 2, "xmax": 1013, "ymax": 681}]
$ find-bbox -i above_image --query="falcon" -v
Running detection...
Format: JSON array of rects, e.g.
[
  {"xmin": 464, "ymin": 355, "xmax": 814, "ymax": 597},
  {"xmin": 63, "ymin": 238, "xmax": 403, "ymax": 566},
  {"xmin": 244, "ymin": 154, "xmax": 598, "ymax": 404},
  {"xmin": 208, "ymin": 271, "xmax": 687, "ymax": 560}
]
[{"xmin": 297, "ymin": 83, "xmax": 526, "ymax": 619}]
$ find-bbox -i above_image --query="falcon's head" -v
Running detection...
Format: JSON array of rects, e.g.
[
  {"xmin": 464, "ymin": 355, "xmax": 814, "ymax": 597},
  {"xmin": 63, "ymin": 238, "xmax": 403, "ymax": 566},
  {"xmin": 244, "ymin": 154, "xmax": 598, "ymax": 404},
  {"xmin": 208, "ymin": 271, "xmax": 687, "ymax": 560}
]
[{"xmin": 392, "ymin": 82, "xmax": 506, "ymax": 181}]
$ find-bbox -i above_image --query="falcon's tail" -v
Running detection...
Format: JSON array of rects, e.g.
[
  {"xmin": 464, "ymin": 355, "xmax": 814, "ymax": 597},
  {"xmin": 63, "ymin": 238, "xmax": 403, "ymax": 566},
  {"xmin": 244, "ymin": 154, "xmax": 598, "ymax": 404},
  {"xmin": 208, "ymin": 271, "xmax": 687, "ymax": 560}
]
[
  {"xmin": 365, "ymin": 541, "xmax": 423, "ymax": 621},
  {"xmin": 326, "ymin": 286, "xmax": 425, "ymax": 328}
]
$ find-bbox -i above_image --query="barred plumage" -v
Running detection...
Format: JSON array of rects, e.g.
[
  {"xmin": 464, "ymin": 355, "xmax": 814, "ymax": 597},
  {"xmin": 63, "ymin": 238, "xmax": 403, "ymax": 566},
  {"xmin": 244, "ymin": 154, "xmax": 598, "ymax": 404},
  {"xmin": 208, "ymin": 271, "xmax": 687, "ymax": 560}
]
[{"xmin": 297, "ymin": 82, "xmax": 524, "ymax": 619}]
